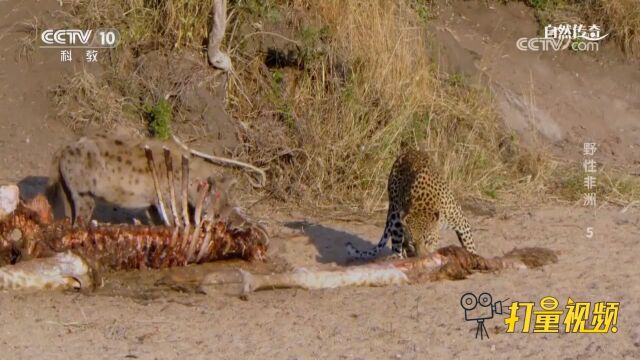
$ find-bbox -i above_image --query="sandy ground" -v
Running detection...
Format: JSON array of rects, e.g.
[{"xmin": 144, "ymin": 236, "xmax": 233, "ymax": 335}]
[
  {"xmin": 0, "ymin": 1, "xmax": 639, "ymax": 359},
  {"xmin": 0, "ymin": 206, "xmax": 638, "ymax": 359}
]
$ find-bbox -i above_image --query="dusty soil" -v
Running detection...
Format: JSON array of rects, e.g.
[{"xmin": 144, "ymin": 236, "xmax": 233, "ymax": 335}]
[
  {"xmin": 0, "ymin": 206, "xmax": 638, "ymax": 359},
  {"xmin": 0, "ymin": 1, "xmax": 638, "ymax": 359},
  {"xmin": 430, "ymin": 1, "xmax": 640, "ymax": 168}
]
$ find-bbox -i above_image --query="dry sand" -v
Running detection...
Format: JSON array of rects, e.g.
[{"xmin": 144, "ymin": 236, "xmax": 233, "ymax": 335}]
[{"xmin": 0, "ymin": 205, "xmax": 638, "ymax": 359}]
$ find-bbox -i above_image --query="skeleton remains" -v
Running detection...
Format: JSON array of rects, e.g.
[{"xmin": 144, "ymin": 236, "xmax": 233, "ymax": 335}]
[
  {"xmin": 199, "ymin": 246, "xmax": 558, "ymax": 297},
  {"xmin": 47, "ymin": 132, "xmax": 265, "ymax": 224},
  {"xmin": 0, "ymin": 153, "xmax": 268, "ymax": 290},
  {"xmin": 0, "ymin": 134, "xmax": 557, "ymax": 293},
  {"xmin": 0, "ymin": 171, "xmax": 557, "ymax": 293}
]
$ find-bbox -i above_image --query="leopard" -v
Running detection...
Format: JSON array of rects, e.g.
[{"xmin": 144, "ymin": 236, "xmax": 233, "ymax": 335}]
[
  {"xmin": 46, "ymin": 132, "xmax": 237, "ymax": 225},
  {"xmin": 346, "ymin": 148, "xmax": 477, "ymax": 259}
]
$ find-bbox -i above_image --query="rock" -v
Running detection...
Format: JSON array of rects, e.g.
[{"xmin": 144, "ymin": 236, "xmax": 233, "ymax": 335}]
[{"xmin": 0, "ymin": 184, "xmax": 19, "ymax": 220}]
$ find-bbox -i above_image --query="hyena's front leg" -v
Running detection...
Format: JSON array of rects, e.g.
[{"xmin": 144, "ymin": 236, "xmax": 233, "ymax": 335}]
[
  {"xmin": 58, "ymin": 147, "xmax": 99, "ymax": 224},
  {"xmin": 53, "ymin": 181, "xmax": 74, "ymax": 221},
  {"xmin": 71, "ymin": 193, "xmax": 96, "ymax": 224},
  {"xmin": 61, "ymin": 173, "xmax": 95, "ymax": 224}
]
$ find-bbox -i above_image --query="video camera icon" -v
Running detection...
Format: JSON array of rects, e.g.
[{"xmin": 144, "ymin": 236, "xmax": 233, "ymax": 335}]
[{"xmin": 460, "ymin": 292, "xmax": 504, "ymax": 339}]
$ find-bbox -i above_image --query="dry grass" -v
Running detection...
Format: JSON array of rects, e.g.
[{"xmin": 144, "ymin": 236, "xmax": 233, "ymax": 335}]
[
  {"xmin": 54, "ymin": 0, "xmax": 224, "ymax": 135},
  {"xmin": 544, "ymin": 161, "xmax": 640, "ymax": 205},
  {"xmin": 225, "ymin": 0, "xmax": 543, "ymax": 209},
  {"xmin": 580, "ymin": 0, "xmax": 640, "ymax": 55},
  {"xmin": 52, "ymin": 70, "xmax": 143, "ymax": 132},
  {"xmin": 65, "ymin": 0, "xmax": 213, "ymax": 49},
  {"xmin": 54, "ymin": 0, "xmax": 638, "ymax": 210},
  {"xmin": 596, "ymin": 169, "xmax": 640, "ymax": 204}
]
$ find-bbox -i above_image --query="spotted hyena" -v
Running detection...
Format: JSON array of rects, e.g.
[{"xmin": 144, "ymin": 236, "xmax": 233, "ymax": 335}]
[{"xmin": 47, "ymin": 132, "xmax": 236, "ymax": 224}]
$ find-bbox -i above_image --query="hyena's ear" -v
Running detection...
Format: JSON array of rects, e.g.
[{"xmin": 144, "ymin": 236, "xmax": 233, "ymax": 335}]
[{"xmin": 207, "ymin": 175, "xmax": 237, "ymax": 195}]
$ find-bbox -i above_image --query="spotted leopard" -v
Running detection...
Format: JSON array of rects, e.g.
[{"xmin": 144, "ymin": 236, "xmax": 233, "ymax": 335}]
[{"xmin": 346, "ymin": 148, "xmax": 477, "ymax": 259}]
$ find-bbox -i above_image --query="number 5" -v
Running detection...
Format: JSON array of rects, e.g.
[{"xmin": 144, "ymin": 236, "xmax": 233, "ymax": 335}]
[{"xmin": 586, "ymin": 227, "xmax": 594, "ymax": 238}]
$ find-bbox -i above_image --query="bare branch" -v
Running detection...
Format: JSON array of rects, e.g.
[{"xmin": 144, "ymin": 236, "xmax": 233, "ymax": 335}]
[
  {"xmin": 208, "ymin": 0, "xmax": 231, "ymax": 72},
  {"xmin": 172, "ymin": 134, "xmax": 266, "ymax": 188}
]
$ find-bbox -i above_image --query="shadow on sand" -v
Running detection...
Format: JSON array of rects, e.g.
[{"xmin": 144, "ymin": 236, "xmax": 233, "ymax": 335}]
[
  {"xmin": 17, "ymin": 176, "xmax": 149, "ymax": 224},
  {"xmin": 284, "ymin": 220, "xmax": 387, "ymax": 265}
]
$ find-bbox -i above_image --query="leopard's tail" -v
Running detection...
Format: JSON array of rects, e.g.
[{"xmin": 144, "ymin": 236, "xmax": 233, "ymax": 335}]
[{"xmin": 346, "ymin": 207, "xmax": 394, "ymax": 259}]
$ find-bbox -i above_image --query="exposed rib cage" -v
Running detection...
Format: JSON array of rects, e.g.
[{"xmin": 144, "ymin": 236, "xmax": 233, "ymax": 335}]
[
  {"xmin": 0, "ymin": 146, "xmax": 269, "ymax": 290},
  {"xmin": 0, "ymin": 197, "xmax": 267, "ymax": 271}
]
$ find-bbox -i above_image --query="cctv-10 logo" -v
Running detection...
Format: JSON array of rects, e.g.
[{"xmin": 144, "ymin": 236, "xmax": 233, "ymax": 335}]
[{"xmin": 40, "ymin": 29, "xmax": 120, "ymax": 48}]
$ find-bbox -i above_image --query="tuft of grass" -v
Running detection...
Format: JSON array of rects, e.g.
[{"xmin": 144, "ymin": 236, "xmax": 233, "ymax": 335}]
[
  {"xmin": 238, "ymin": 0, "xmax": 281, "ymax": 21},
  {"xmin": 598, "ymin": 168, "xmax": 640, "ymax": 204},
  {"xmin": 147, "ymin": 98, "xmax": 173, "ymax": 140},
  {"xmin": 52, "ymin": 70, "xmax": 143, "ymax": 133},
  {"xmin": 579, "ymin": 0, "xmax": 640, "ymax": 55},
  {"xmin": 552, "ymin": 165, "xmax": 584, "ymax": 201},
  {"xmin": 525, "ymin": 0, "xmax": 563, "ymax": 10},
  {"xmin": 64, "ymin": 0, "xmax": 216, "ymax": 50},
  {"xmin": 549, "ymin": 164, "xmax": 640, "ymax": 204}
]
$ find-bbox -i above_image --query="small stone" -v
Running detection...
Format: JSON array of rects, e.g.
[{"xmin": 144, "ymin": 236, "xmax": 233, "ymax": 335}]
[
  {"xmin": 9, "ymin": 228, "xmax": 22, "ymax": 242},
  {"xmin": 614, "ymin": 214, "xmax": 630, "ymax": 225},
  {"xmin": 0, "ymin": 184, "xmax": 19, "ymax": 218}
]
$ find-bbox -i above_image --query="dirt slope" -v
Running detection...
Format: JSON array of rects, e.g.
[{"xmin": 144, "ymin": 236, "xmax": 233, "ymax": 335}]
[
  {"xmin": 0, "ymin": 0, "xmax": 74, "ymax": 187},
  {"xmin": 430, "ymin": 1, "xmax": 640, "ymax": 167},
  {"xmin": 0, "ymin": 1, "xmax": 638, "ymax": 359}
]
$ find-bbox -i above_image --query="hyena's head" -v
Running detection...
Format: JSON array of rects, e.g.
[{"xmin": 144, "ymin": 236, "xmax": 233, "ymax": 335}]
[
  {"xmin": 187, "ymin": 174, "xmax": 238, "ymax": 218},
  {"xmin": 204, "ymin": 175, "xmax": 237, "ymax": 219}
]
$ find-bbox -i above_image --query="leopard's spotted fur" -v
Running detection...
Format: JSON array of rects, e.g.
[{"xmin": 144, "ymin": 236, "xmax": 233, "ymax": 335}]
[{"xmin": 346, "ymin": 148, "xmax": 477, "ymax": 259}]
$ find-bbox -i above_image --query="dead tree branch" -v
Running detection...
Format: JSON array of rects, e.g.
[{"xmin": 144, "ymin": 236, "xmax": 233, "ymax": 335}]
[
  {"xmin": 171, "ymin": 134, "xmax": 267, "ymax": 188},
  {"xmin": 208, "ymin": 0, "xmax": 231, "ymax": 72}
]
